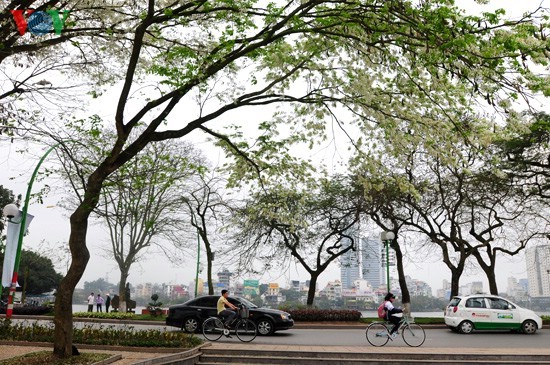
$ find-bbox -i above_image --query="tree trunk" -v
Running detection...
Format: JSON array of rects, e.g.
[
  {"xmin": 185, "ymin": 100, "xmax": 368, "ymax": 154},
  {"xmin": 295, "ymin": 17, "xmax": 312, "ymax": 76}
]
[
  {"xmin": 392, "ymin": 240, "xmax": 410, "ymax": 314},
  {"xmin": 306, "ymin": 274, "xmax": 318, "ymax": 306},
  {"xmin": 118, "ymin": 270, "xmax": 129, "ymax": 312},
  {"xmin": 206, "ymin": 249, "xmax": 214, "ymax": 295},
  {"xmin": 53, "ymin": 206, "xmax": 92, "ymax": 357},
  {"xmin": 449, "ymin": 267, "xmax": 462, "ymax": 298},
  {"xmin": 471, "ymin": 250, "xmax": 498, "ymax": 295},
  {"xmin": 53, "ymin": 166, "xmax": 107, "ymax": 357}
]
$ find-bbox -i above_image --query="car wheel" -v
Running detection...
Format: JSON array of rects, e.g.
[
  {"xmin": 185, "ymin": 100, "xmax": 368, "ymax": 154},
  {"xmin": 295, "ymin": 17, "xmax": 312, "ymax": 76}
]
[
  {"xmin": 182, "ymin": 317, "xmax": 199, "ymax": 333},
  {"xmin": 521, "ymin": 320, "xmax": 537, "ymax": 334},
  {"xmin": 459, "ymin": 320, "xmax": 474, "ymax": 334},
  {"xmin": 256, "ymin": 318, "xmax": 274, "ymax": 336}
]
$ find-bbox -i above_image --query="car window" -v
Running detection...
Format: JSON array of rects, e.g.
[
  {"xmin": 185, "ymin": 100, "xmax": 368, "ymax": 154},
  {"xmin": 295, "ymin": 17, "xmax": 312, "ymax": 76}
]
[
  {"xmin": 465, "ymin": 298, "xmax": 486, "ymax": 308},
  {"xmin": 227, "ymin": 297, "xmax": 241, "ymax": 306},
  {"xmin": 194, "ymin": 297, "xmax": 217, "ymax": 307},
  {"xmin": 237, "ymin": 297, "xmax": 259, "ymax": 308},
  {"xmin": 488, "ymin": 298, "xmax": 511, "ymax": 310},
  {"xmin": 448, "ymin": 297, "xmax": 461, "ymax": 307}
]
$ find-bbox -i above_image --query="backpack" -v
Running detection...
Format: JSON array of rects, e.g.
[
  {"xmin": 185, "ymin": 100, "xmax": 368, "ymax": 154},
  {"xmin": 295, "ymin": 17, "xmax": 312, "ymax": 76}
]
[{"xmin": 377, "ymin": 302, "xmax": 387, "ymax": 319}]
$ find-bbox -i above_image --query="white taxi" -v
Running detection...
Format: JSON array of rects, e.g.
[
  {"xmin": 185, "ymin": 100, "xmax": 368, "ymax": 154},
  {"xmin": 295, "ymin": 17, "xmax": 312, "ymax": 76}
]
[{"xmin": 444, "ymin": 294, "xmax": 543, "ymax": 334}]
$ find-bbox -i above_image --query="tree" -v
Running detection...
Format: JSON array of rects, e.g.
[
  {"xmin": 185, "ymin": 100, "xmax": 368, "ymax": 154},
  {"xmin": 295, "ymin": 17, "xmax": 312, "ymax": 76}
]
[
  {"xmin": 46, "ymin": 1, "xmax": 548, "ymax": 357},
  {"xmin": 0, "ymin": 1, "xmax": 140, "ymax": 137},
  {"xmin": 58, "ymin": 131, "xmax": 204, "ymax": 312},
  {"xmin": 231, "ymin": 176, "xmax": 363, "ymax": 306},
  {"xmin": 181, "ymin": 174, "xmax": 233, "ymax": 295},
  {"xmin": 0, "ymin": 249, "xmax": 62, "ymax": 296},
  {"xmin": 82, "ymin": 278, "xmax": 117, "ymax": 295}
]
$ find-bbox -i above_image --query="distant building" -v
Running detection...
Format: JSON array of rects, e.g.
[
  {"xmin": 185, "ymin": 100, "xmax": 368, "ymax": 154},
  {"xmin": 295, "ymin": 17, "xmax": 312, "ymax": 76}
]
[
  {"xmin": 217, "ymin": 268, "xmax": 232, "ymax": 290},
  {"xmin": 262, "ymin": 283, "xmax": 285, "ymax": 306},
  {"xmin": 526, "ymin": 245, "xmax": 550, "ymax": 297},
  {"xmin": 405, "ymin": 276, "xmax": 433, "ymax": 297},
  {"xmin": 320, "ymin": 280, "xmax": 342, "ymax": 301},
  {"xmin": 507, "ymin": 277, "xmax": 528, "ymax": 300},
  {"xmin": 340, "ymin": 233, "xmax": 361, "ymax": 289},
  {"xmin": 361, "ymin": 238, "xmax": 383, "ymax": 289}
]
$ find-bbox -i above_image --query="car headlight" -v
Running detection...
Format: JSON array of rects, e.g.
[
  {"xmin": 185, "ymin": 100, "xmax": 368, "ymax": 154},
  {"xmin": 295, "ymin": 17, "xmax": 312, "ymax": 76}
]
[{"xmin": 281, "ymin": 313, "xmax": 290, "ymax": 320}]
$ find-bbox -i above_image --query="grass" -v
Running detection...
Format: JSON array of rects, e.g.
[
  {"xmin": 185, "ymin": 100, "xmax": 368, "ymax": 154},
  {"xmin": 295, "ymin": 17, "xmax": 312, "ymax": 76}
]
[{"xmin": 0, "ymin": 351, "xmax": 111, "ymax": 365}]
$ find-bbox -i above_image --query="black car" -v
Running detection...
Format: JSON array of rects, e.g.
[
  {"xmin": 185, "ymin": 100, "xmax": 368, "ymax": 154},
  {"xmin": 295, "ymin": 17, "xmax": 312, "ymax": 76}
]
[{"xmin": 166, "ymin": 295, "xmax": 294, "ymax": 335}]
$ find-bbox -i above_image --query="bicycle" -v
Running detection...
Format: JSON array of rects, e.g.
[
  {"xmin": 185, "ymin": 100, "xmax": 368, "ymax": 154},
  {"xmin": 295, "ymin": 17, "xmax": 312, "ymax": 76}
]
[
  {"xmin": 365, "ymin": 314, "xmax": 426, "ymax": 347},
  {"xmin": 202, "ymin": 305, "xmax": 257, "ymax": 342}
]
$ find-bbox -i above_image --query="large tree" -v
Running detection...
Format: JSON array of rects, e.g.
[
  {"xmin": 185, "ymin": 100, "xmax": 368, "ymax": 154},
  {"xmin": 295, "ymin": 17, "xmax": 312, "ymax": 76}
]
[
  {"xmin": 38, "ymin": 0, "xmax": 548, "ymax": 357},
  {"xmin": 181, "ymin": 174, "xmax": 233, "ymax": 295},
  {"xmin": 0, "ymin": 1, "xmax": 138, "ymax": 136},
  {"xmin": 231, "ymin": 176, "xmax": 363, "ymax": 306},
  {"xmin": 0, "ymin": 249, "xmax": 62, "ymax": 297},
  {"xmin": 57, "ymin": 129, "xmax": 203, "ymax": 311}
]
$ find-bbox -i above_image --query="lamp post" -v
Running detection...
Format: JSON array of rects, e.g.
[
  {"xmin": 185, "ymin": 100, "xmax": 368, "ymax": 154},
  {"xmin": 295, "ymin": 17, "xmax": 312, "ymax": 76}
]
[
  {"xmin": 380, "ymin": 231, "xmax": 395, "ymax": 293},
  {"xmin": 1, "ymin": 141, "xmax": 66, "ymax": 319}
]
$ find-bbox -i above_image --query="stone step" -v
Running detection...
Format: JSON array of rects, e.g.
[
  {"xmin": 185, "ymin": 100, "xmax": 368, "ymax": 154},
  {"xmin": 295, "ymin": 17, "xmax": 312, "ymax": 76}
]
[{"xmin": 196, "ymin": 348, "xmax": 550, "ymax": 365}]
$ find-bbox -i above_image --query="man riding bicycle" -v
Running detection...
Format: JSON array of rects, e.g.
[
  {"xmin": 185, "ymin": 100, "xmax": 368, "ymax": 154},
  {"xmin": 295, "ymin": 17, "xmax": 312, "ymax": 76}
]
[{"xmin": 217, "ymin": 289, "xmax": 238, "ymax": 328}]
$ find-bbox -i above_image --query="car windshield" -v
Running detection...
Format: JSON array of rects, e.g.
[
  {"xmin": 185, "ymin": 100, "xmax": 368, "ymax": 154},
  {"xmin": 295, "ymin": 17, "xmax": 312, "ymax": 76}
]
[{"xmin": 236, "ymin": 297, "xmax": 258, "ymax": 308}]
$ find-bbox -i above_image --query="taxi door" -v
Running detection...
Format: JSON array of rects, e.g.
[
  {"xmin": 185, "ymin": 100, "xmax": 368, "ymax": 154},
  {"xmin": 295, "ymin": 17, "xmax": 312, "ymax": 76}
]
[
  {"xmin": 487, "ymin": 297, "xmax": 520, "ymax": 330},
  {"xmin": 463, "ymin": 297, "xmax": 492, "ymax": 330}
]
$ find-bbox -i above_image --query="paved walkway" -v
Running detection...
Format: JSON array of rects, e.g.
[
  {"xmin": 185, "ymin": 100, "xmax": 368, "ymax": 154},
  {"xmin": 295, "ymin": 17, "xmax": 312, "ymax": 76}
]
[{"xmin": 0, "ymin": 342, "xmax": 179, "ymax": 365}]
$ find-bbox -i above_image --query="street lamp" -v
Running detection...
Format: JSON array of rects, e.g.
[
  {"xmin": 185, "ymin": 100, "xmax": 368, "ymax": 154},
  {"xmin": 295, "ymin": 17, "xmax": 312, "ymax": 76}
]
[
  {"xmin": 1, "ymin": 141, "xmax": 68, "ymax": 319},
  {"xmin": 380, "ymin": 231, "xmax": 395, "ymax": 293}
]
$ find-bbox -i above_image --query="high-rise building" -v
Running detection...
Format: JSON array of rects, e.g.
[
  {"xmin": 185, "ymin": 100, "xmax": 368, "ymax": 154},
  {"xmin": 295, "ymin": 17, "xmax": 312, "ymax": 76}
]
[
  {"xmin": 217, "ymin": 268, "xmax": 232, "ymax": 290},
  {"xmin": 361, "ymin": 238, "xmax": 382, "ymax": 289},
  {"xmin": 340, "ymin": 235, "xmax": 361, "ymax": 289},
  {"xmin": 526, "ymin": 245, "xmax": 550, "ymax": 297}
]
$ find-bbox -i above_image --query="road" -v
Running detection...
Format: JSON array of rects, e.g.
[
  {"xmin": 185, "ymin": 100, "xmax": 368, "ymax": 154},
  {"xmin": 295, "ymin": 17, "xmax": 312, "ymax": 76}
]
[{"xmin": 193, "ymin": 328, "xmax": 550, "ymax": 348}]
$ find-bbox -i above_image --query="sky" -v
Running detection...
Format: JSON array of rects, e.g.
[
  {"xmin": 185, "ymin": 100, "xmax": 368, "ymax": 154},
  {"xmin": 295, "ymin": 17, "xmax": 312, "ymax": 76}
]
[{"xmin": 0, "ymin": 0, "xmax": 547, "ymax": 297}]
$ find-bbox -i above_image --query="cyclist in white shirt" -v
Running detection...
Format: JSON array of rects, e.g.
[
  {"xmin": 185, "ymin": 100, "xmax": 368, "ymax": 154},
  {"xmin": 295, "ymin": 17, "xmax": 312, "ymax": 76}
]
[{"xmin": 384, "ymin": 292, "xmax": 403, "ymax": 339}]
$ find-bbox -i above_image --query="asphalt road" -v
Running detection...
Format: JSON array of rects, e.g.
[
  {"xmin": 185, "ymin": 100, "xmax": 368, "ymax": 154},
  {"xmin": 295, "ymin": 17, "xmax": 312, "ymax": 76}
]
[{"xmin": 236, "ymin": 328, "xmax": 550, "ymax": 348}]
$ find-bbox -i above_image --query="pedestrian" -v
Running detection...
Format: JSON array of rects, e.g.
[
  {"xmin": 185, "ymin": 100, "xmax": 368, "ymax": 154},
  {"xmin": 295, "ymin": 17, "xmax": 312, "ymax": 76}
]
[
  {"xmin": 96, "ymin": 294, "xmax": 104, "ymax": 312},
  {"xmin": 87, "ymin": 292, "xmax": 94, "ymax": 312},
  {"xmin": 105, "ymin": 293, "xmax": 111, "ymax": 313}
]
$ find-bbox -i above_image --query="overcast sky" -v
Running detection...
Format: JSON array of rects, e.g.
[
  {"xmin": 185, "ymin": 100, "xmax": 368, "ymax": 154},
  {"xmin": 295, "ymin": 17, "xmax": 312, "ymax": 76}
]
[{"xmin": 1, "ymin": 0, "xmax": 547, "ymax": 297}]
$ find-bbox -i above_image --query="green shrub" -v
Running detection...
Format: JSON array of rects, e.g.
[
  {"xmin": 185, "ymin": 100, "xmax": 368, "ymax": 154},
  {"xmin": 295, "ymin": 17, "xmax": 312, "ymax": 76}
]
[
  {"xmin": 285, "ymin": 308, "xmax": 361, "ymax": 321},
  {"xmin": 0, "ymin": 319, "xmax": 202, "ymax": 348},
  {"xmin": 0, "ymin": 306, "xmax": 53, "ymax": 316}
]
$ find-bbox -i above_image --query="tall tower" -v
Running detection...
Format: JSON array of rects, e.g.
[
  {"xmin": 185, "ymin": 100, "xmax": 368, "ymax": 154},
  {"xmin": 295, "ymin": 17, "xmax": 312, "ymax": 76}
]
[
  {"xmin": 361, "ymin": 238, "xmax": 382, "ymax": 289},
  {"xmin": 217, "ymin": 268, "xmax": 232, "ymax": 290},
  {"xmin": 526, "ymin": 245, "xmax": 550, "ymax": 297},
  {"xmin": 340, "ymin": 233, "xmax": 361, "ymax": 289}
]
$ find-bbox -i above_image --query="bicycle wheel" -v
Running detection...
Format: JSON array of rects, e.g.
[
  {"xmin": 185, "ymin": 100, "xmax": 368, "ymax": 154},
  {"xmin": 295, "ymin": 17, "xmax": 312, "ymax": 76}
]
[
  {"xmin": 202, "ymin": 317, "xmax": 224, "ymax": 341},
  {"xmin": 235, "ymin": 319, "xmax": 257, "ymax": 342},
  {"xmin": 366, "ymin": 323, "xmax": 389, "ymax": 347},
  {"xmin": 402, "ymin": 323, "xmax": 426, "ymax": 347}
]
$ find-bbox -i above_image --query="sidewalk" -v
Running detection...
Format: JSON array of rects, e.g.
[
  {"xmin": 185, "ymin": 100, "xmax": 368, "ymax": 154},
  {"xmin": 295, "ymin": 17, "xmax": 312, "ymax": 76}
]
[{"xmin": 0, "ymin": 341, "xmax": 191, "ymax": 365}]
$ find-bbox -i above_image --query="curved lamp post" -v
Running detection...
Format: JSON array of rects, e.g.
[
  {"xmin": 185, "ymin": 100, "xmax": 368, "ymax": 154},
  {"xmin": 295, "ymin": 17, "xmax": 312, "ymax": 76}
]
[
  {"xmin": 380, "ymin": 231, "xmax": 395, "ymax": 293},
  {"xmin": 1, "ymin": 141, "xmax": 67, "ymax": 319}
]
